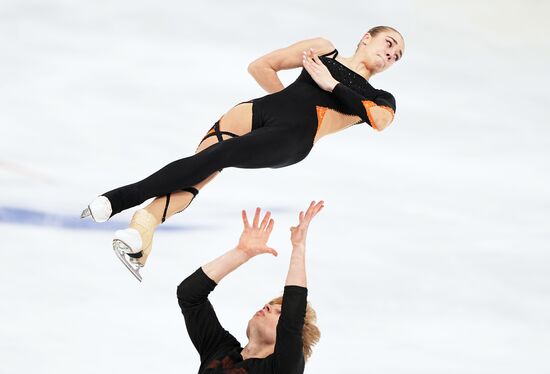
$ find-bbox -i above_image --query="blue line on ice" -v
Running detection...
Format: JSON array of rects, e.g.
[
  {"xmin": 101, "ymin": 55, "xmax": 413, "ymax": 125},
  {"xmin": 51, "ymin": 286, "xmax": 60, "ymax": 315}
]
[{"xmin": 0, "ymin": 206, "xmax": 202, "ymax": 231}]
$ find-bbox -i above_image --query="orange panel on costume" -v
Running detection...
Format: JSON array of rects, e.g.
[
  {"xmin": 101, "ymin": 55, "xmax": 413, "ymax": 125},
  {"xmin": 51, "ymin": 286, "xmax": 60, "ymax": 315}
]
[
  {"xmin": 316, "ymin": 106, "xmax": 328, "ymax": 134},
  {"xmin": 361, "ymin": 100, "xmax": 395, "ymax": 130}
]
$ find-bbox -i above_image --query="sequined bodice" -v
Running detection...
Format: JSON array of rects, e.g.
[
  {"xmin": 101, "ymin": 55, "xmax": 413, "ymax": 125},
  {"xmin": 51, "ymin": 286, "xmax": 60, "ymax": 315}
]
[
  {"xmin": 286, "ymin": 49, "xmax": 381, "ymax": 100},
  {"xmin": 320, "ymin": 55, "xmax": 379, "ymax": 98},
  {"xmin": 256, "ymin": 48, "xmax": 395, "ymax": 133}
]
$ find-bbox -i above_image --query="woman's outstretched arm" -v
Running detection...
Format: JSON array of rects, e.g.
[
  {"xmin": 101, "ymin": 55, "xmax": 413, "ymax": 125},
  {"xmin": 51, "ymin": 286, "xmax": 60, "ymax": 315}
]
[
  {"xmin": 248, "ymin": 38, "xmax": 335, "ymax": 94},
  {"xmin": 202, "ymin": 208, "xmax": 277, "ymax": 283}
]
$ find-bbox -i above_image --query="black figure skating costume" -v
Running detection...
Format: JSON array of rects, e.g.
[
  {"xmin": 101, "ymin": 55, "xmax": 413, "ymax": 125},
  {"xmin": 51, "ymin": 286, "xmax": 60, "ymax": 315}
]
[{"xmin": 103, "ymin": 50, "xmax": 396, "ymax": 216}]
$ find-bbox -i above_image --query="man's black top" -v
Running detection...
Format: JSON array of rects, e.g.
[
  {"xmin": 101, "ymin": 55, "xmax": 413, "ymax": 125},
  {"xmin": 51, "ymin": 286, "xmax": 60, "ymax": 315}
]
[{"xmin": 177, "ymin": 268, "xmax": 308, "ymax": 374}]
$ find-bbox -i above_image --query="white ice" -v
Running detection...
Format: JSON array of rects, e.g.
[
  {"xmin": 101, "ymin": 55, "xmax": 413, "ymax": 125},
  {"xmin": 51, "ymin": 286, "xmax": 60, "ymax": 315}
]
[{"xmin": 1, "ymin": 0, "xmax": 549, "ymax": 373}]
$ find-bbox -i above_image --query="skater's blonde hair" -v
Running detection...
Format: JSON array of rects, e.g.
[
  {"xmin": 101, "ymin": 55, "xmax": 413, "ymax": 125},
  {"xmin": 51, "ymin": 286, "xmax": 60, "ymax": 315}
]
[{"xmin": 269, "ymin": 296, "xmax": 320, "ymax": 361}]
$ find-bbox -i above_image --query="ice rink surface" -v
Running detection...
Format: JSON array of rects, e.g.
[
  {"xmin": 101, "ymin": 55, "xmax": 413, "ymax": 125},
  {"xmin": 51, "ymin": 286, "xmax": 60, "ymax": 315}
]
[{"xmin": 1, "ymin": 0, "xmax": 549, "ymax": 372}]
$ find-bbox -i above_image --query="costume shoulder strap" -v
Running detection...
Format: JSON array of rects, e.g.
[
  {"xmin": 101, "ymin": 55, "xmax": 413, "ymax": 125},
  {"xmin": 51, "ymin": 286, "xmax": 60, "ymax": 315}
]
[{"xmin": 319, "ymin": 49, "xmax": 338, "ymax": 59}]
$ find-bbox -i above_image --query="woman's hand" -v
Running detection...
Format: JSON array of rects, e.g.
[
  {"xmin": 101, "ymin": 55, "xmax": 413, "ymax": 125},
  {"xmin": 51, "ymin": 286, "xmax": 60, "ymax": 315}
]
[
  {"xmin": 290, "ymin": 200, "xmax": 324, "ymax": 249},
  {"xmin": 302, "ymin": 49, "xmax": 339, "ymax": 92},
  {"xmin": 237, "ymin": 208, "xmax": 278, "ymax": 259}
]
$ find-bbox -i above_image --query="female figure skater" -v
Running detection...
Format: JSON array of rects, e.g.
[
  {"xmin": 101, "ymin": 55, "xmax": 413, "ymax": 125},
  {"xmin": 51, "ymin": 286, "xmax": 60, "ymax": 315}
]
[
  {"xmin": 177, "ymin": 201, "xmax": 323, "ymax": 373},
  {"xmin": 82, "ymin": 26, "xmax": 404, "ymax": 280}
]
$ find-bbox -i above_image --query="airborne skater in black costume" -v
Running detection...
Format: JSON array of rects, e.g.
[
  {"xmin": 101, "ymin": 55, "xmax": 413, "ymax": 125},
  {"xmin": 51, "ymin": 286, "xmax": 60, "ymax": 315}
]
[{"xmin": 81, "ymin": 26, "xmax": 404, "ymax": 280}]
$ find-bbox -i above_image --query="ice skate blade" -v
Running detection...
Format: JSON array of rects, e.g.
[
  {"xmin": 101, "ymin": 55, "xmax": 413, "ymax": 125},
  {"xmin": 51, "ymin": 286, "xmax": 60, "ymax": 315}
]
[
  {"xmin": 113, "ymin": 239, "xmax": 143, "ymax": 282},
  {"xmin": 81, "ymin": 196, "xmax": 112, "ymax": 222},
  {"xmin": 114, "ymin": 228, "xmax": 142, "ymax": 254},
  {"xmin": 80, "ymin": 207, "xmax": 91, "ymax": 219}
]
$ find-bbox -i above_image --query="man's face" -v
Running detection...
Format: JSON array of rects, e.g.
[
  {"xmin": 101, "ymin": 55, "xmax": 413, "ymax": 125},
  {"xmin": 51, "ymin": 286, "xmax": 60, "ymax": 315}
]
[{"xmin": 246, "ymin": 302, "xmax": 282, "ymax": 344}]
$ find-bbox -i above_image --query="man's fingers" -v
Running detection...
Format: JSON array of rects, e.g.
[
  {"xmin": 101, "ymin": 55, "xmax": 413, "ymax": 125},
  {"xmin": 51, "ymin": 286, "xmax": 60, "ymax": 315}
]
[
  {"xmin": 313, "ymin": 200, "xmax": 325, "ymax": 214},
  {"xmin": 303, "ymin": 200, "xmax": 316, "ymax": 219},
  {"xmin": 266, "ymin": 218, "xmax": 275, "ymax": 235},
  {"xmin": 260, "ymin": 211, "xmax": 271, "ymax": 230},
  {"xmin": 252, "ymin": 207, "xmax": 261, "ymax": 228},
  {"xmin": 302, "ymin": 200, "xmax": 324, "ymax": 223},
  {"xmin": 315, "ymin": 204, "xmax": 324, "ymax": 216},
  {"xmin": 242, "ymin": 210, "xmax": 250, "ymax": 227}
]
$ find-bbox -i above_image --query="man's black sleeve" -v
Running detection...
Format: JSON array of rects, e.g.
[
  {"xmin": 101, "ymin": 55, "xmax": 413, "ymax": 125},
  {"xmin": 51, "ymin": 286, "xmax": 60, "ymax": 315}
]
[
  {"xmin": 273, "ymin": 285, "xmax": 308, "ymax": 374},
  {"xmin": 177, "ymin": 268, "xmax": 240, "ymax": 363}
]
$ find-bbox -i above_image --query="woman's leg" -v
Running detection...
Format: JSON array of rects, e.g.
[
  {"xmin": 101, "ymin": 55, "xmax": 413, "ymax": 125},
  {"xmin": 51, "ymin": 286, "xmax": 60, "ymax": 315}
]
[
  {"xmin": 143, "ymin": 103, "xmax": 254, "ymax": 222},
  {"xmin": 118, "ymin": 104, "xmax": 256, "ymax": 267},
  {"xmin": 102, "ymin": 104, "xmax": 307, "ymax": 217}
]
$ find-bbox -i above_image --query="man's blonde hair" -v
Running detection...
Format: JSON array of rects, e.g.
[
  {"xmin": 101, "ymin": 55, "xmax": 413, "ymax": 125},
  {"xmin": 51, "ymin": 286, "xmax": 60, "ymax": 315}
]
[{"xmin": 269, "ymin": 296, "xmax": 320, "ymax": 361}]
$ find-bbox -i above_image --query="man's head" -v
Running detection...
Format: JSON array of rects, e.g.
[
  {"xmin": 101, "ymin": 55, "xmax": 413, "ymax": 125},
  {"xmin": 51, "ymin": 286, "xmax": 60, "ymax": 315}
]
[{"xmin": 246, "ymin": 296, "xmax": 320, "ymax": 360}]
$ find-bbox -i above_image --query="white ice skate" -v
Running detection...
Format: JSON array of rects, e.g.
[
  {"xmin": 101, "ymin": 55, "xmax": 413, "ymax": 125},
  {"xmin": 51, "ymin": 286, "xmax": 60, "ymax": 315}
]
[
  {"xmin": 80, "ymin": 196, "xmax": 112, "ymax": 222},
  {"xmin": 112, "ymin": 209, "xmax": 158, "ymax": 282},
  {"xmin": 112, "ymin": 230, "xmax": 144, "ymax": 282}
]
